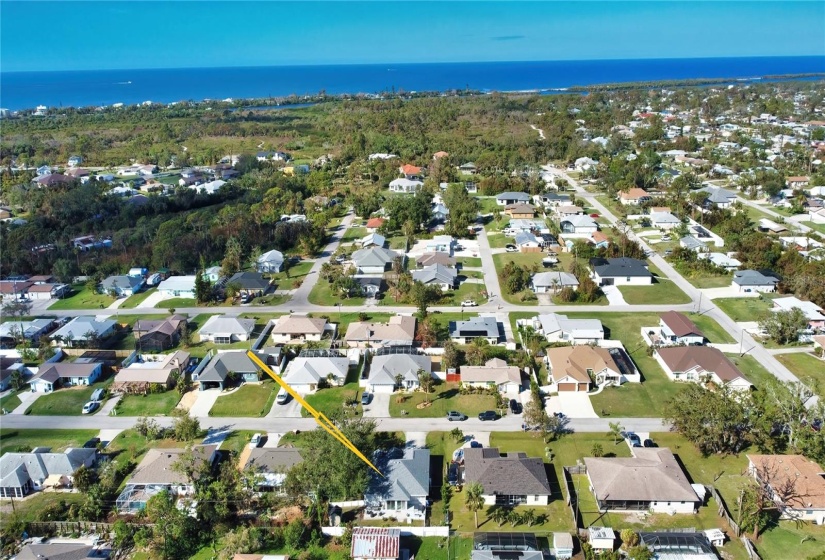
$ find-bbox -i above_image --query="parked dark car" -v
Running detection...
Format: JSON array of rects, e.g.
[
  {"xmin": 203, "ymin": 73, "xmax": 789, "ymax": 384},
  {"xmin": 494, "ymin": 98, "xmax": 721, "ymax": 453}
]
[
  {"xmin": 643, "ymin": 438, "xmax": 657, "ymax": 448},
  {"xmin": 627, "ymin": 433, "xmax": 641, "ymax": 446},
  {"xmin": 447, "ymin": 462, "xmax": 460, "ymax": 486},
  {"xmin": 478, "ymin": 411, "xmax": 498, "ymax": 421},
  {"xmin": 509, "ymin": 399, "xmax": 522, "ymax": 414},
  {"xmin": 447, "ymin": 411, "xmax": 467, "ymax": 422},
  {"xmin": 360, "ymin": 392, "xmax": 372, "ymax": 405},
  {"xmin": 470, "ymin": 441, "xmax": 483, "ymax": 448}
]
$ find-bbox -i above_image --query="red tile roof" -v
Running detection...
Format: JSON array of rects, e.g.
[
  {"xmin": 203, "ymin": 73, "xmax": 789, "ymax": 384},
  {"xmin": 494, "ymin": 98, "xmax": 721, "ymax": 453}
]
[
  {"xmin": 366, "ymin": 218, "xmax": 386, "ymax": 229},
  {"xmin": 401, "ymin": 164, "xmax": 421, "ymax": 175}
]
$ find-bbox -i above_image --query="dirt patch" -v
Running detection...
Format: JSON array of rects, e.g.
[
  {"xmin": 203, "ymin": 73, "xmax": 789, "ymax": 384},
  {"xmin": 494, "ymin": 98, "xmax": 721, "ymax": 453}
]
[
  {"xmin": 416, "ymin": 401, "xmax": 433, "ymax": 409},
  {"xmin": 176, "ymin": 389, "xmax": 198, "ymax": 411},
  {"xmin": 271, "ymin": 505, "xmax": 304, "ymax": 526}
]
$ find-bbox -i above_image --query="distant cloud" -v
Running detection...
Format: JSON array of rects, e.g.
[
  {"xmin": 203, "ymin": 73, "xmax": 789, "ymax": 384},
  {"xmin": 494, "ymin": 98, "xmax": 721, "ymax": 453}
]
[{"xmin": 491, "ymin": 35, "xmax": 525, "ymax": 42}]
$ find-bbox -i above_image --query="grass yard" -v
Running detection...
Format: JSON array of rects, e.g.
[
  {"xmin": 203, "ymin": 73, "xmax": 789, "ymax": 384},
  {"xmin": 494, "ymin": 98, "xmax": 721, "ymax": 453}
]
[
  {"xmin": 689, "ymin": 313, "xmax": 736, "ymax": 343},
  {"xmin": 774, "ymin": 352, "xmax": 825, "ymax": 396},
  {"xmin": 4, "ymin": 491, "xmax": 86, "ymax": 523},
  {"xmin": 677, "ymin": 269, "xmax": 733, "ymax": 289},
  {"xmin": 121, "ymin": 287, "xmax": 158, "ymax": 309},
  {"xmin": 389, "ymin": 382, "xmax": 500, "ymax": 418},
  {"xmin": 155, "ymin": 297, "xmax": 197, "ymax": 309},
  {"xmin": 48, "ymin": 284, "xmax": 114, "ymax": 310},
  {"xmin": 618, "ymin": 264, "xmax": 691, "ymax": 305},
  {"xmin": 308, "ymin": 278, "xmax": 366, "ymax": 306},
  {"xmin": 445, "ymin": 281, "xmax": 488, "ymax": 305},
  {"xmin": 715, "ymin": 297, "xmax": 773, "ymax": 323},
  {"xmin": 309, "ymin": 311, "xmax": 393, "ymax": 334},
  {"xmin": 218, "ymin": 429, "xmax": 261, "ymax": 456},
  {"xmin": 26, "ymin": 381, "xmax": 111, "ymax": 416},
  {"xmin": 209, "ymin": 380, "xmax": 277, "ymax": 417},
  {"xmin": 303, "ymin": 382, "xmax": 363, "ymax": 418},
  {"xmin": 340, "ymin": 226, "xmax": 367, "ymax": 243},
  {"xmin": 457, "ymin": 257, "xmax": 483, "ymax": 267},
  {"xmin": 115, "ymin": 390, "xmax": 181, "ymax": 416},
  {"xmin": 269, "ymin": 260, "xmax": 315, "ymax": 289},
  {"xmin": 725, "ymin": 354, "xmax": 776, "ymax": 391},
  {"xmin": 0, "ymin": 388, "xmax": 24, "ymax": 413},
  {"xmin": 801, "ymin": 220, "xmax": 825, "ymax": 235},
  {"xmin": 0, "ymin": 428, "xmax": 99, "ymax": 455},
  {"xmin": 562, "ymin": 312, "xmax": 684, "ymax": 417},
  {"xmin": 487, "ymin": 233, "xmax": 511, "ymax": 248}
]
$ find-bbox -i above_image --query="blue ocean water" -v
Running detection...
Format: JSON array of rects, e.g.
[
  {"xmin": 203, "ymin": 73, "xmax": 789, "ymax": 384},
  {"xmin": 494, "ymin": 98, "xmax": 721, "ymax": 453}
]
[{"xmin": 1, "ymin": 57, "xmax": 824, "ymax": 111}]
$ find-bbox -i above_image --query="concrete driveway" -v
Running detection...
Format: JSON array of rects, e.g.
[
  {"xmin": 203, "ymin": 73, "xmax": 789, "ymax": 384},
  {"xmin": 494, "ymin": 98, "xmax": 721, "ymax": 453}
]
[
  {"xmin": 267, "ymin": 396, "xmax": 303, "ymax": 418},
  {"xmin": 363, "ymin": 393, "xmax": 390, "ymax": 418},
  {"xmin": 405, "ymin": 431, "xmax": 427, "ymax": 448},
  {"xmin": 602, "ymin": 285, "xmax": 627, "ymax": 305},
  {"xmin": 548, "ymin": 392, "xmax": 598, "ymax": 419},
  {"xmin": 188, "ymin": 389, "xmax": 222, "ymax": 417},
  {"xmin": 137, "ymin": 290, "xmax": 171, "ymax": 309}
]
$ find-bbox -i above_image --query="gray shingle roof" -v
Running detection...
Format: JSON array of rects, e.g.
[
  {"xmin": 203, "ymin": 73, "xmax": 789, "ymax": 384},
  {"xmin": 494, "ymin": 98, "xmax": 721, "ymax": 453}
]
[
  {"xmin": 366, "ymin": 447, "xmax": 430, "ymax": 503},
  {"xmin": 496, "ymin": 192, "xmax": 531, "ymax": 202},
  {"xmin": 51, "ymin": 316, "xmax": 116, "ymax": 341},
  {"xmin": 16, "ymin": 543, "xmax": 96, "ymax": 560},
  {"xmin": 463, "ymin": 447, "xmax": 552, "ymax": 497},
  {"xmin": 733, "ymin": 269, "xmax": 779, "ymax": 286},
  {"xmin": 1, "ymin": 448, "xmax": 96, "ymax": 489},
  {"xmin": 198, "ymin": 316, "xmax": 256, "ymax": 337},
  {"xmin": 100, "ymin": 274, "xmax": 144, "ymax": 292},
  {"xmin": 227, "ymin": 272, "xmax": 270, "ymax": 290},
  {"xmin": 199, "ymin": 351, "xmax": 260, "ymax": 383},
  {"xmin": 449, "ymin": 316, "xmax": 499, "ymax": 338},
  {"xmin": 411, "ymin": 264, "xmax": 457, "ymax": 285},
  {"xmin": 352, "ymin": 246, "xmax": 398, "ymax": 267},
  {"xmin": 590, "ymin": 257, "xmax": 652, "ymax": 278},
  {"xmin": 242, "ymin": 448, "xmax": 303, "ymax": 474},
  {"xmin": 368, "ymin": 353, "xmax": 431, "ymax": 386}
]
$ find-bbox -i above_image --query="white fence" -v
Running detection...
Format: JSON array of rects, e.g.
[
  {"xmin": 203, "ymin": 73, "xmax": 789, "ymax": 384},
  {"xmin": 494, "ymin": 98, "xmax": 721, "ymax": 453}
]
[
  {"xmin": 330, "ymin": 500, "xmax": 364, "ymax": 508},
  {"xmin": 321, "ymin": 526, "xmax": 449, "ymax": 538}
]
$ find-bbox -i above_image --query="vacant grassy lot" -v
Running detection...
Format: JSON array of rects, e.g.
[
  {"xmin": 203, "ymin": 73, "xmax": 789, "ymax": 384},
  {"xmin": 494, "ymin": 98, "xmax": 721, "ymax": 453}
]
[
  {"xmin": 268, "ymin": 260, "xmax": 315, "ymax": 289},
  {"xmin": 48, "ymin": 284, "xmax": 114, "ymax": 310},
  {"xmin": 209, "ymin": 380, "xmax": 277, "ymax": 417},
  {"xmin": 155, "ymin": 297, "xmax": 197, "ymax": 309},
  {"xmin": 5, "ymin": 491, "xmax": 86, "ymax": 523},
  {"xmin": 389, "ymin": 382, "xmax": 499, "ymax": 418},
  {"xmin": 308, "ymin": 278, "xmax": 366, "ymax": 306},
  {"xmin": 27, "ymin": 382, "xmax": 110, "ymax": 416},
  {"xmin": 676, "ymin": 268, "xmax": 733, "ymax": 289},
  {"xmin": 715, "ymin": 297, "xmax": 773, "ymax": 322},
  {"xmin": 618, "ymin": 265, "xmax": 691, "ymax": 305},
  {"xmin": 116, "ymin": 390, "xmax": 181, "ymax": 416},
  {"xmin": 0, "ymin": 428, "xmax": 99, "ymax": 455},
  {"xmin": 775, "ymin": 352, "xmax": 825, "ymax": 396},
  {"xmin": 121, "ymin": 287, "xmax": 158, "ymax": 308},
  {"xmin": 341, "ymin": 226, "xmax": 367, "ymax": 243},
  {"xmin": 457, "ymin": 257, "xmax": 483, "ymax": 267}
]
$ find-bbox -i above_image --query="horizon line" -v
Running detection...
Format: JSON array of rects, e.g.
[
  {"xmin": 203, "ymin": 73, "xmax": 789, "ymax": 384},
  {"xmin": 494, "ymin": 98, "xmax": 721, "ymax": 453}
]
[{"xmin": 3, "ymin": 54, "xmax": 824, "ymax": 75}]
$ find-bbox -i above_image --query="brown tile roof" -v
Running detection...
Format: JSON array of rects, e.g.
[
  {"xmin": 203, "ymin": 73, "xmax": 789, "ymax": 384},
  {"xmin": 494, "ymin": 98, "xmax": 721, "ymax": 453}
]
[
  {"xmin": 417, "ymin": 252, "xmax": 457, "ymax": 268},
  {"xmin": 660, "ymin": 311, "xmax": 704, "ymax": 338},
  {"xmin": 546, "ymin": 346, "xmax": 619, "ymax": 384},
  {"xmin": 748, "ymin": 454, "xmax": 825, "ymax": 509},
  {"xmin": 365, "ymin": 217, "xmax": 386, "ymax": 228},
  {"xmin": 656, "ymin": 346, "xmax": 747, "ymax": 384},
  {"xmin": 620, "ymin": 188, "xmax": 649, "ymax": 200},
  {"xmin": 128, "ymin": 445, "xmax": 216, "ymax": 485},
  {"xmin": 0, "ymin": 280, "xmax": 33, "ymax": 294},
  {"xmin": 460, "ymin": 358, "xmax": 522, "ymax": 385},
  {"xmin": 345, "ymin": 315, "xmax": 416, "ymax": 343}
]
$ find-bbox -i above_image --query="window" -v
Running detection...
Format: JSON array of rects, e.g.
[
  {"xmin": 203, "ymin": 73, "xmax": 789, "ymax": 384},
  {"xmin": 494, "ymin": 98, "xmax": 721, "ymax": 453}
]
[{"xmin": 626, "ymin": 277, "xmax": 631, "ymax": 282}]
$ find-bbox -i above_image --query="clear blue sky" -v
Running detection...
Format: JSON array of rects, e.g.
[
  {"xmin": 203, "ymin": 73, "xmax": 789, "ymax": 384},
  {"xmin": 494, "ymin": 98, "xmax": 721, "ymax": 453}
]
[{"xmin": 2, "ymin": 1, "xmax": 824, "ymax": 72}]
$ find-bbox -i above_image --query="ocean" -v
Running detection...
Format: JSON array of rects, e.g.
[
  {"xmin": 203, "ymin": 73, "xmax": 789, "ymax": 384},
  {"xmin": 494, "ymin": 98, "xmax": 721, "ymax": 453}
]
[{"xmin": 1, "ymin": 56, "xmax": 824, "ymax": 111}]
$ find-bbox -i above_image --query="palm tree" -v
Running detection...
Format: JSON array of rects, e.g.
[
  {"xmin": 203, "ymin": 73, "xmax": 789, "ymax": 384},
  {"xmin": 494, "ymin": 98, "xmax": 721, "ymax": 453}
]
[
  {"xmin": 521, "ymin": 509, "xmax": 536, "ymax": 527},
  {"xmin": 465, "ymin": 482, "xmax": 485, "ymax": 528},
  {"xmin": 490, "ymin": 506, "xmax": 509, "ymax": 527}
]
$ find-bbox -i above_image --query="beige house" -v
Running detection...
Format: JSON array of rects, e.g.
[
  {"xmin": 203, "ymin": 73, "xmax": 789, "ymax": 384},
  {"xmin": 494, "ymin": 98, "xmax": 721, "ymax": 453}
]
[
  {"xmin": 545, "ymin": 345, "xmax": 623, "ymax": 392},
  {"xmin": 113, "ymin": 350, "xmax": 190, "ymax": 393},
  {"xmin": 747, "ymin": 454, "xmax": 825, "ymax": 524},
  {"xmin": 619, "ymin": 188, "xmax": 651, "ymax": 205},
  {"xmin": 459, "ymin": 358, "xmax": 523, "ymax": 395},
  {"xmin": 344, "ymin": 315, "xmax": 416, "ymax": 348},
  {"xmin": 270, "ymin": 315, "xmax": 330, "ymax": 344}
]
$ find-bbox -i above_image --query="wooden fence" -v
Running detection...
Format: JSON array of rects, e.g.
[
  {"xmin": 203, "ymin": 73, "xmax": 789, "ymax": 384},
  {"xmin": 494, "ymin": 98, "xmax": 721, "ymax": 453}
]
[
  {"xmin": 28, "ymin": 521, "xmax": 114, "ymax": 536},
  {"xmin": 741, "ymin": 536, "xmax": 762, "ymax": 560},
  {"xmin": 708, "ymin": 485, "xmax": 741, "ymax": 537},
  {"xmin": 562, "ymin": 465, "xmax": 585, "ymax": 529}
]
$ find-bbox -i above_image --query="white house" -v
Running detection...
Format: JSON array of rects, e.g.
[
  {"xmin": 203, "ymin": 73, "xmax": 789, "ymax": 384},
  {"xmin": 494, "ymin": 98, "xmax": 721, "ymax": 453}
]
[
  {"xmin": 731, "ymin": 270, "xmax": 779, "ymax": 293},
  {"xmin": 531, "ymin": 271, "xmax": 578, "ymax": 294},
  {"xmin": 698, "ymin": 252, "xmax": 741, "ymax": 270},
  {"xmin": 365, "ymin": 352, "xmax": 432, "ymax": 393},
  {"xmin": 531, "ymin": 313, "xmax": 604, "ymax": 345},
  {"xmin": 425, "ymin": 235, "xmax": 454, "ymax": 255},
  {"xmin": 459, "ymin": 358, "xmax": 523, "ymax": 395},
  {"xmin": 650, "ymin": 211, "xmax": 681, "ymax": 230},
  {"xmin": 51, "ymin": 316, "xmax": 116, "ymax": 347},
  {"xmin": 157, "ymin": 276, "xmax": 197, "ymax": 299},
  {"xmin": 496, "ymin": 192, "xmax": 531, "ymax": 206},
  {"xmin": 389, "ymin": 178, "xmax": 422, "ymax": 193},
  {"xmin": 283, "ymin": 355, "xmax": 350, "ymax": 393},
  {"xmin": 772, "ymin": 296, "xmax": 825, "ymax": 330},
  {"xmin": 587, "ymin": 528, "xmax": 616, "ymax": 553},
  {"xmin": 560, "ymin": 215, "xmax": 598, "ymax": 236},
  {"xmin": 619, "ymin": 188, "xmax": 651, "ymax": 206},
  {"xmin": 515, "ymin": 231, "xmax": 542, "ymax": 252},
  {"xmin": 657, "ymin": 311, "xmax": 705, "ymax": 346},
  {"xmin": 463, "ymin": 447, "xmax": 553, "ymax": 506},
  {"xmin": 655, "ymin": 346, "xmax": 753, "ymax": 391},
  {"xmin": 589, "ymin": 257, "xmax": 653, "ymax": 286},
  {"xmin": 256, "ymin": 250, "xmax": 284, "ymax": 273},
  {"xmin": 99, "ymin": 275, "xmax": 144, "ymax": 297},
  {"xmin": 411, "ymin": 264, "xmax": 457, "ymax": 291},
  {"xmin": 197, "ymin": 316, "xmax": 256, "ymax": 343},
  {"xmin": 360, "ymin": 232, "xmax": 387, "ymax": 248}
]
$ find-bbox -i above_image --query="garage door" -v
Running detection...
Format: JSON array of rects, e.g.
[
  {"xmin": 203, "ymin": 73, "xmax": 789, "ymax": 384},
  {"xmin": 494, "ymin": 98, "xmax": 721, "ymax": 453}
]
[{"xmin": 557, "ymin": 383, "xmax": 577, "ymax": 392}]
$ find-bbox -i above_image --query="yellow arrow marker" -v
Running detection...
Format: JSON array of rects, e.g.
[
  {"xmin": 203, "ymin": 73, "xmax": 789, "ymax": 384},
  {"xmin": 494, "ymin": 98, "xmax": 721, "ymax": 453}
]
[{"xmin": 246, "ymin": 350, "xmax": 383, "ymax": 477}]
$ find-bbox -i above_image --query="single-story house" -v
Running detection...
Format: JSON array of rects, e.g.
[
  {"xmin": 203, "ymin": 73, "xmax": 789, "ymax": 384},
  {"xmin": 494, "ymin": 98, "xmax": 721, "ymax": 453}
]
[
  {"xmin": 344, "ymin": 315, "xmax": 416, "ymax": 348},
  {"xmin": 772, "ymin": 296, "xmax": 825, "ymax": 330},
  {"xmin": 157, "ymin": 275, "xmax": 197, "ymax": 299},
  {"xmin": 459, "ymin": 162, "xmax": 477, "ymax": 175},
  {"xmin": 589, "ymin": 231, "xmax": 610, "ymax": 249},
  {"xmin": 747, "ymin": 454, "xmax": 825, "ymax": 524},
  {"xmin": 352, "ymin": 247, "xmax": 398, "ymax": 274},
  {"xmin": 355, "ymin": 276, "xmax": 387, "ymax": 298},
  {"xmin": 240, "ymin": 447, "xmax": 303, "ymax": 493},
  {"xmin": 560, "ymin": 215, "xmax": 599, "ymax": 236},
  {"xmin": 133, "ymin": 315, "xmax": 187, "ymax": 351},
  {"xmin": 514, "ymin": 231, "xmax": 542, "ymax": 252},
  {"xmin": 540, "ymin": 192, "xmax": 572, "ymax": 207},
  {"xmin": 205, "ymin": 266, "xmax": 223, "ymax": 282},
  {"xmin": 698, "ymin": 252, "xmax": 741, "ymax": 270},
  {"xmin": 534, "ymin": 313, "xmax": 604, "ymax": 345},
  {"xmin": 619, "ymin": 188, "xmax": 651, "ymax": 205},
  {"xmin": 389, "ymin": 178, "xmax": 422, "ymax": 193},
  {"xmin": 366, "ymin": 217, "xmax": 386, "ymax": 232},
  {"xmin": 198, "ymin": 316, "xmax": 256, "ymax": 343},
  {"xmin": 29, "ymin": 362, "xmax": 103, "ymax": 393},
  {"xmin": 655, "ymin": 346, "xmax": 753, "ymax": 391},
  {"xmin": 270, "ymin": 315, "xmax": 330, "ymax": 344},
  {"xmin": 531, "ymin": 271, "xmax": 578, "ymax": 294},
  {"xmin": 227, "ymin": 272, "xmax": 270, "ymax": 297},
  {"xmin": 256, "ymin": 250, "xmax": 284, "ymax": 273},
  {"xmin": 0, "ymin": 447, "xmax": 96, "ymax": 498},
  {"xmin": 99, "ymin": 276, "xmax": 144, "ymax": 297},
  {"xmin": 0, "ymin": 280, "xmax": 33, "ymax": 300},
  {"xmin": 555, "ymin": 205, "xmax": 583, "ymax": 218},
  {"xmin": 650, "ymin": 211, "xmax": 681, "ymax": 230},
  {"xmin": 351, "ymin": 527, "xmax": 401, "ymax": 560},
  {"xmin": 449, "ymin": 316, "xmax": 500, "ymax": 345},
  {"xmin": 411, "ymin": 264, "xmax": 457, "ymax": 290},
  {"xmin": 459, "ymin": 358, "xmax": 523, "ymax": 395},
  {"xmin": 0, "ymin": 357, "xmax": 30, "ymax": 391},
  {"xmin": 545, "ymin": 345, "xmax": 624, "ymax": 391},
  {"xmin": 113, "ymin": 351, "xmax": 190, "ymax": 393},
  {"xmin": 25, "ymin": 283, "xmax": 70, "ymax": 301},
  {"xmin": 584, "ymin": 448, "xmax": 701, "ymax": 513},
  {"xmin": 589, "ymin": 257, "xmax": 653, "ymax": 286},
  {"xmin": 51, "ymin": 316, "xmax": 116, "ymax": 347},
  {"xmin": 699, "ymin": 186, "xmax": 737, "ymax": 209},
  {"xmin": 197, "ymin": 351, "xmax": 262, "ymax": 390},
  {"xmin": 463, "ymin": 447, "xmax": 553, "ymax": 506},
  {"xmin": 679, "ymin": 235, "xmax": 707, "ymax": 252},
  {"xmin": 553, "ymin": 533, "xmax": 575, "ymax": 560},
  {"xmin": 283, "ymin": 354, "xmax": 349, "ymax": 393},
  {"xmin": 506, "ymin": 219, "xmax": 549, "ymax": 234},
  {"xmin": 786, "ymin": 176, "xmax": 810, "ymax": 188},
  {"xmin": 360, "ymin": 232, "xmax": 387, "ymax": 248},
  {"xmin": 432, "ymin": 203, "xmax": 450, "ymax": 222},
  {"xmin": 365, "ymin": 447, "xmax": 430, "ymax": 516},
  {"xmin": 425, "ymin": 235, "xmax": 454, "ymax": 254},
  {"xmin": 417, "ymin": 252, "xmax": 456, "ymax": 268},
  {"xmin": 0, "ymin": 318, "xmax": 55, "ymax": 345},
  {"xmin": 659, "ymin": 311, "xmax": 705, "ymax": 345},
  {"xmin": 14, "ymin": 543, "xmax": 99, "ymax": 560},
  {"xmin": 116, "ymin": 445, "xmax": 217, "ymax": 513},
  {"xmin": 732, "ymin": 269, "xmax": 779, "ymax": 293},
  {"xmin": 365, "ymin": 352, "xmax": 432, "ymax": 393},
  {"xmin": 505, "ymin": 203, "xmax": 536, "ymax": 219},
  {"xmin": 496, "ymin": 192, "xmax": 531, "ymax": 206},
  {"xmin": 400, "ymin": 164, "xmax": 422, "ymax": 180}
]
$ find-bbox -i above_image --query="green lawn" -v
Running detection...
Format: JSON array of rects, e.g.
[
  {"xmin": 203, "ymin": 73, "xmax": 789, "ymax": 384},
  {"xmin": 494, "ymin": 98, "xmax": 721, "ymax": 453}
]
[
  {"xmin": 774, "ymin": 352, "xmax": 825, "ymax": 396},
  {"xmin": 209, "ymin": 380, "xmax": 277, "ymax": 417},
  {"xmin": 303, "ymin": 382, "xmax": 363, "ymax": 418},
  {"xmin": 308, "ymin": 278, "xmax": 367, "ymax": 306},
  {"xmin": 0, "ymin": 388, "xmax": 24, "ymax": 413},
  {"xmin": 444, "ymin": 281, "xmax": 488, "ymax": 306},
  {"xmin": 457, "ymin": 257, "xmax": 483, "ymax": 267},
  {"xmin": 689, "ymin": 312, "xmax": 736, "ymax": 343},
  {"xmin": 4, "ymin": 491, "xmax": 86, "ymax": 523},
  {"xmin": 487, "ymin": 233, "xmax": 511, "ymax": 248},
  {"xmin": 725, "ymin": 354, "xmax": 776, "ymax": 390},
  {"xmin": 388, "ymin": 382, "xmax": 500, "ymax": 418},
  {"xmin": 309, "ymin": 311, "xmax": 393, "ymax": 334},
  {"xmin": 268, "ymin": 260, "xmax": 315, "ymax": 289},
  {"xmin": 801, "ymin": 221, "xmax": 825, "ymax": 235},
  {"xmin": 26, "ymin": 382, "xmax": 110, "ymax": 416},
  {"xmin": 618, "ymin": 265, "xmax": 691, "ymax": 305},
  {"xmin": 218, "ymin": 429, "xmax": 261, "ymax": 456},
  {"xmin": 48, "ymin": 284, "xmax": 114, "ymax": 310},
  {"xmin": 715, "ymin": 297, "xmax": 773, "ymax": 323},
  {"xmin": 121, "ymin": 287, "xmax": 158, "ymax": 309},
  {"xmin": 341, "ymin": 226, "xmax": 367, "ymax": 243},
  {"xmin": 0, "ymin": 428, "xmax": 99, "ymax": 455},
  {"xmin": 116, "ymin": 390, "xmax": 181, "ymax": 416},
  {"xmin": 676, "ymin": 269, "xmax": 733, "ymax": 289},
  {"xmin": 562, "ymin": 312, "xmax": 684, "ymax": 417},
  {"xmin": 155, "ymin": 297, "xmax": 197, "ymax": 309}
]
